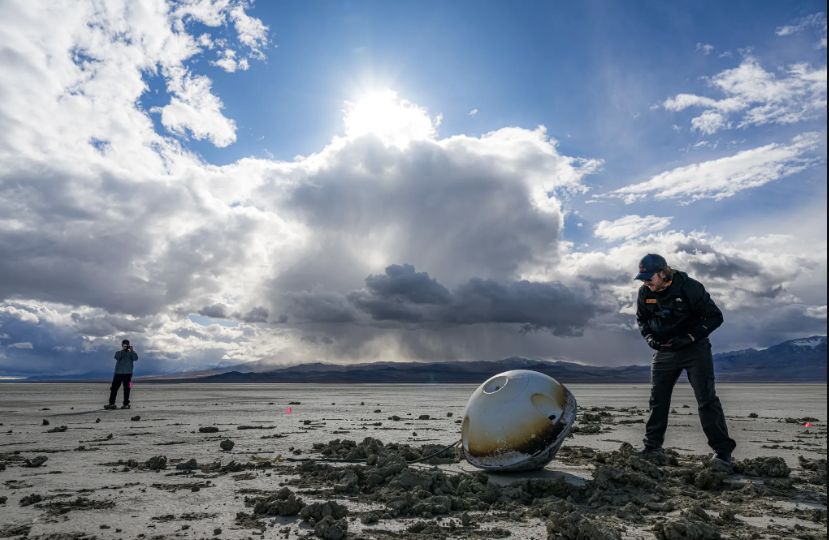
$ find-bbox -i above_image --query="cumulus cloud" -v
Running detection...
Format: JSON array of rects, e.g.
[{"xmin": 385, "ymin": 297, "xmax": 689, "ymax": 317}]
[
  {"xmin": 776, "ymin": 12, "xmax": 827, "ymax": 49},
  {"xmin": 468, "ymin": 109, "xmax": 478, "ymax": 116},
  {"xmin": 605, "ymin": 132, "xmax": 823, "ymax": 203},
  {"xmin": 662, "ymin": 57, "xmax": 827, "ymax": 134},
  {"xmin": 0, "ymin": 0, "xmax": 823, "ymax": 376},
  {"xmin": 229, "ymin": 4, "xmax": 269, "ymax": 57},
  {"xmin": 212, "ymin": 49, "xmax": 249, "ymax": 72},
  {"xmin": 346, "ymin": 264, "xmax": 600, "ymax": 335},
  {"xmin": 696, "ymin": 43, "xmax": 715, "ymax": 55},
  {"xmin": 155, "ymin": 68, "xmax": 237, "ymax": 146},
  {"xmin": 806, "ymin": 305, "xmax": 827, "ymax": 319},
  {"xmin": 594, "ymin": 215, "xmax": 673, "ymax": 242},
  {"xmin": 691, "ymin": 110, "xmax": 729, "ymax": 135},
  {"xmin": 9, "ymin": 342, "xmax": 33, "ymax": 349}
]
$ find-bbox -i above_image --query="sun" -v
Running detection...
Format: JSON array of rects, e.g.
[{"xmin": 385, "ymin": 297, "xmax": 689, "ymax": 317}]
[{"xmin": 342, "ymin": 89, "xmax": 440, "ymax": 147}]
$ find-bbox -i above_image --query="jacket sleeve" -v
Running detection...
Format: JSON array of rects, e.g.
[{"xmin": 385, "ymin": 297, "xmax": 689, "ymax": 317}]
[
  {"xmin": 114, "ymin": 351, "xmax": 122, "ymax": 360},
  {"xmin": 131, "ymin": 351, "xmax": 138, "ymax": 362},
  {"xmin": 635, "ymin": 288, "xmax": 653, "ymax": 339},
  {"xmin": 686, "ymin": 279, "xmax": 723, "ymax": 341}
]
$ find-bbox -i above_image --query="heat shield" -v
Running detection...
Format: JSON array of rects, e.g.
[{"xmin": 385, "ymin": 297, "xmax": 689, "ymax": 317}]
[{"xmin": 461, "ymin": 370, "xmax": 577, "ymax": 472}]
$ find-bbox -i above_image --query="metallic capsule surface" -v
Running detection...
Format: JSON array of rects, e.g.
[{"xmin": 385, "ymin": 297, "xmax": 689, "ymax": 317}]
[{"xmin": 461, "ymin": 370, "xmax": 577, "ymax": 472}]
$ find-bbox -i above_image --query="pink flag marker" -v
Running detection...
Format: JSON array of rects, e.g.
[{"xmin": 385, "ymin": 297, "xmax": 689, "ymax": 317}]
[
  {"xmin": 805, "ymin": 422, "xmax": 812, "ymax": 427},
  {"xmin": 286, "ymin": 407, "xmax": 292, "ymax": 414}
]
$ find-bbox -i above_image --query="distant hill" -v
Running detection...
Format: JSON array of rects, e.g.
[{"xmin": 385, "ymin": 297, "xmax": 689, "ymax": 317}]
[
  {"xmin": 15, "ymin": 336, "xmax": 826, "ymax": 384},
  {"xmin": 711, "ymin": 336, "xmax": 827, "ymax": 382},
  {"xmin": 151, "ymin": 336, "xmax": 827, "ymax": 384}
]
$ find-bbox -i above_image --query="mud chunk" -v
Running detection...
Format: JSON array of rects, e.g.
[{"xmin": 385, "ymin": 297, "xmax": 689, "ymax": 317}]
[
  {"xmin": 418, "ymin": 414, "xmax": 430, "ymax": 420},
  {"xmin": 360, "ymin": 511, "xmax": 380, "ymax": 524},
  {"xmin": 694, "ymin": 459, "xmax": 732, "ymax": 490},
  {"xmin": 222, "ymin": 460, "xmax": 244, "ymax": 472},
  {"xmin": 146, "ymin": 455, "xmax": 168, "ymax": 470},
  {"xmin": 199, "ymin": 426, "xmax": 219, "ymax": 433},
  {"xmin": 46, "ymin": 425, "xmax": 67, "ymax": 433},
  {"xmin": 733, "ymin": 456, "xmax": 790, "ymax": 477},
  {"xmin": 374, "ymin": 409, "xmax": 382, "ymax": 413},
  {"xmin": 130, "ymin": 415, "xmax": 140, "ymax": 421},
  {"xmin": 447, "ymin": 412, "xmax": 453, "ymax": 417},
  {"xmin": 25, "ymin": 455, "xmax": 48, "ymax": 467},
  {"xmin": 301, "ymin": 500, "xmax": 349, "ymax": 522},
  {"xmin": 0, "ymin": 496, "xmax": 6, "ymax": 504},
  {"xmin": 253, "ymin": 487, "xmax": 305, "ymax": 516},
  {"xmin": 748, "ymin": 412, "xmax": 758, "ymax": 418},
  {"xmin": 42, "ymin": 419, "xmax": 49, "ymax": 426},
  {"xmin": 95, "ymin": 418, "xmax": 101, "ymax": 423},
  {"xmin": 546, "ymin": 511, "xmax": 621, "ymax": 540},
  {"xmin": 220, "ymin": 439, "xmax": 235, "ymax": 451},
  {"xmin": 313, "ymin": 515, "xmax": 348, "ymax": 540},
  {"xmin": 0, "ymin": 524, "xmax": 31, "ymax": 537},
  {"xmin": 572, "ymin": 424, "xmax": 601, "ymax": 434},
  {"xmin": 176, "ymin": 458, "xmax": 199, "ymax": 470},
  {"xmin": 654, "ymin": 517, "xmax": 720, "ymax": 540},
  {"xmin": 20, "ymin": 493, "xmax": 43, "ymax": 506},
  {"xmin": 213, "ymin": 527, "xmax": 222, "ymax": 535},
  {"xmin": 392, "ymin": 415, "xmax": 401, "ymax": 421}
]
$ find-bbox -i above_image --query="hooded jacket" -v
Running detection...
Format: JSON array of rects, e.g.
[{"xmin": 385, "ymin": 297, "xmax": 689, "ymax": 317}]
[
  {"xmin": 636, "ymin": 271, "xmax": 723, "ymax": 344},
  {"xmin": 114, "ymin": 349, "xmax": 138, "ymax": 375}
]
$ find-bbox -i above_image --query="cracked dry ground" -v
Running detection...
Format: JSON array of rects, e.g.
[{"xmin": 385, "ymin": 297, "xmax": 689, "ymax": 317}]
[{"xmin": 0, "ymin": 384, "xmax": 826, "ymax": 540}]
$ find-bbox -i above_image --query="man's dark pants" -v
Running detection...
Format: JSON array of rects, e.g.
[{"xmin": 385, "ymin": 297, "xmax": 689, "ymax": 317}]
[
  {"xmin": 108, "ymin": 374, "xmax": 133, "ymax": 406},
  {"xmin": 644, "ymin": 339, "xmax": 736, "ymax": 454}
]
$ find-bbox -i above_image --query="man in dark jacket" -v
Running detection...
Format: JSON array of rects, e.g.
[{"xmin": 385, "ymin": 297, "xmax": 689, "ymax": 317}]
[
  {"xmin": 104, "ymin": 339, "xmax": 138, "ymax": 410},
  {"xmin": 635, "ymin": 254, "xmax": 736, "ymax": 464}
]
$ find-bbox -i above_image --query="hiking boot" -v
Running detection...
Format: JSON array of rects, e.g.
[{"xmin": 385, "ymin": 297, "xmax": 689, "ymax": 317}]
[
  {"xmin": 120, "ymin": 404, "xmax": 131, "ymax": 410},
  {"xmin": 636, "ymin": 446, "xmax": 663, "ymax": 457},
  {"xmin": 712, "ymin": 452, "xmax": 733, "ymax": 466},
  {"xmin": 103, "ymin": 404, "xmax": 117, "ymax": 410}
]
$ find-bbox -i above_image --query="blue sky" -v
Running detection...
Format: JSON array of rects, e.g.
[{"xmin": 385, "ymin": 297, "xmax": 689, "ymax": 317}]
[
  {"xmin": 0, "ymin": 0, "xmax": 825, "ymax": 377},
  {"xmin": 183, "ymin": 0, "xmax": 828, "ymax": 247}
]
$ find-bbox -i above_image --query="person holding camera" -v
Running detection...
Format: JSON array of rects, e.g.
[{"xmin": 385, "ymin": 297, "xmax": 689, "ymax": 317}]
[{"xmin": 104, "ymin": 339, "xmax": 138, "ymax": 410}]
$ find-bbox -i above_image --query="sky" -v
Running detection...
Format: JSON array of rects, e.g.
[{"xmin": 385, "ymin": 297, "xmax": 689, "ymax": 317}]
[{"xmin": 0, "ymin": 0, "xmax": 826, "ymax": 378}]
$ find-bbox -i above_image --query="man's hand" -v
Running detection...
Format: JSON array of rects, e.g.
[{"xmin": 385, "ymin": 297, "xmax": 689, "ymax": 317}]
[
  {"xmin": 645, "ymin": 336, "xmax": 662, "ymax": 351},
  {"xmin": 667, "ymin": 335, "xmax": 694, "ymax": 350}
]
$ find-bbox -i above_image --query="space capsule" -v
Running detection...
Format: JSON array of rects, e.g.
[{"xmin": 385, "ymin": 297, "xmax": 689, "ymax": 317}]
[{"xmin": 461, "ymin": 370, "xmax": 577, "ymax": 472}]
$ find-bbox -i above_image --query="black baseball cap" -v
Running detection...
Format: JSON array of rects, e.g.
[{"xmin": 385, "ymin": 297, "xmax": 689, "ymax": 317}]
[{"xmin": 636, "ymin": 254, "xmax": 668, "ymax": 281}]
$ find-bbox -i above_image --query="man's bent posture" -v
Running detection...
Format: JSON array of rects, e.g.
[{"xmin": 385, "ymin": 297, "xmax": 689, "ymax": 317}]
[{"xmin": 635, "ymin": 254, "xmax": 736, "ymax": 465}]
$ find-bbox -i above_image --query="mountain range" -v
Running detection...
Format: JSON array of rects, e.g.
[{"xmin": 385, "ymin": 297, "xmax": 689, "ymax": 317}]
[
  {"xmin": 15, "ymin": 336, "xmax": 826, "ymax": 384},
  {"xmin": 19, "ymin": 336, "xmax": 827, "ymax": 384}
]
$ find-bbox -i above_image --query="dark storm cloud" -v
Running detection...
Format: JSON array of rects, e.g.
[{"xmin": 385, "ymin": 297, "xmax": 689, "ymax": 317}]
[
  {"xmin": 0, "ymin": 168, "xmax": 264, "ymax": 318},
  {"xmin": 0, "ymin": 312, "xmax": 166, "ymax": 377},
  {"xmin": 442, "ymin": 278, "xmax": 601, "ymax": 336},
  {"xmin": 673, "ymin": 239, "xmax": 765, "ymax": 280},
  {"xmin": 348, "ymin": 290, "xmax": 426, "ymax": 322},
  {"xmin": 268, "ymin": 137, "xmax": 564, "ymax": 295},
  {"xmin": 68, "ymin": 312, "xmax": 160, "ymax": 338},
  {"xmin": 364, "ymin": 264, "xmax": 451, "ymax": 305},
  {"xmin": 235, "ymin": 306, "xmax": 269, "ymax": 323},
  {"xmin": 347, "ymin": 264, "xmax": 602, "ymax": 336},
  {"xmin": 284, "ymin": 290, "xmax": 357, "ymax": 323},
  {"xmin": 199, "ymin": 303, "xmax": 229, "ymax": 318}
]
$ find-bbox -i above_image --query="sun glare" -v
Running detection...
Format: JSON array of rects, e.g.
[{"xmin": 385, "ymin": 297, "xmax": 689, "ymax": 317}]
[{"xmin": 343, "ymin": 89, "xmax": 440, "ymax": 147}]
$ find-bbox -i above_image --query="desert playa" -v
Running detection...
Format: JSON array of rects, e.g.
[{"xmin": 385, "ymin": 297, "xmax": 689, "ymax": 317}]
[{"xmin": 0, "ymin": 383, "xmax": 826, "ymax": 540}]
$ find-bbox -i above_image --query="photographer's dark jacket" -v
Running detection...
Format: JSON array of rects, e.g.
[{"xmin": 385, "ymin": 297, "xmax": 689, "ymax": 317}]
[
  {"xmin": 114, "ymin": 350, "xmax": 138, "ymax": 375},
  {"xmin": 636, "ymin": 271, "xmax": 723, "ymax": 344}
]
